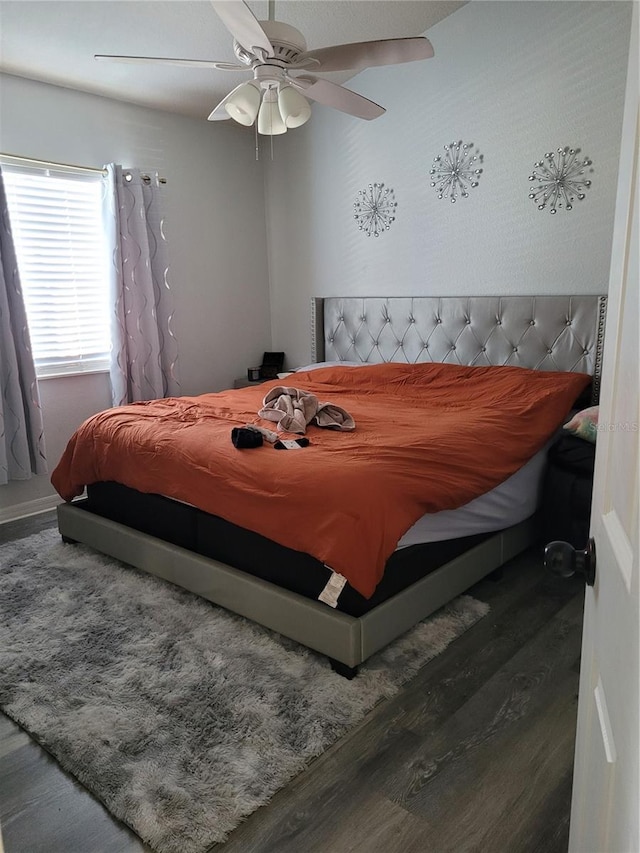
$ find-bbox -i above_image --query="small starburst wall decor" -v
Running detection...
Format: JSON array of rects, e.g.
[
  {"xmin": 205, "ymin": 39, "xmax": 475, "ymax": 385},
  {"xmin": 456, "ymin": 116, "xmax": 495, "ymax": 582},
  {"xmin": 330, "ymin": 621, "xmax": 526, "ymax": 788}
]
[
  {"xmin": 430, "ymin": 141, "xmax": 483, "ymax": 202},
  {"xmin": 528, "ymin": 147, "xmax": 593, "ymax": 214},
  {"xmin": 353, "ymin": 183, "xmax": 397, "ymax": 237}
]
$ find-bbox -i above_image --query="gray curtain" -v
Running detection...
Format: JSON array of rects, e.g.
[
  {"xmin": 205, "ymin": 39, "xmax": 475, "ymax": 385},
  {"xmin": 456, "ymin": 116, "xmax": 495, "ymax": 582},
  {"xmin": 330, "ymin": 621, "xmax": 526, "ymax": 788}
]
[
  {"xmin": 105, "ymin": 164, "xmax": 180, "ymax": 407},
  {"xmin": 0, "ymin": 167, "xmax": 47, "ymax": 484}
]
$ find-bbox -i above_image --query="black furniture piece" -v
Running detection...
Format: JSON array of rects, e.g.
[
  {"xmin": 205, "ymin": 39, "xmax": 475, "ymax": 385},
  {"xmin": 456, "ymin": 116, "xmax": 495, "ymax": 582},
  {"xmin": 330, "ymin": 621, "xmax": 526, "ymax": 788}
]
[
  {"xmin": 259, "ymin": 352, "xmax": 285, "ymax": 379},
  {"xmin": 542, "ymin": 433, "xmax": 597, "ymax": 549}
]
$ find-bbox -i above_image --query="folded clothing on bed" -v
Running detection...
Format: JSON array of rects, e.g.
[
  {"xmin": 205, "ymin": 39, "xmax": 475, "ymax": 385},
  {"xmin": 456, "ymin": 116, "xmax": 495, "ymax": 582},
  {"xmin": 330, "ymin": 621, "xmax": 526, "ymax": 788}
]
[{"xmin": 51, "ymin": 362, "xmax": 590, "ymax": 599}]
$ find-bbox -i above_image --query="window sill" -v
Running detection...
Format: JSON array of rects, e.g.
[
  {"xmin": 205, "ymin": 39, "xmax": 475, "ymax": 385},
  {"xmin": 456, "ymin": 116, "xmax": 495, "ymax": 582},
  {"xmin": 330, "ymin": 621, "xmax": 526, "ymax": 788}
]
[{"xmin": 38, "ymin": 368, "xmax": 110, "ymax": 381}]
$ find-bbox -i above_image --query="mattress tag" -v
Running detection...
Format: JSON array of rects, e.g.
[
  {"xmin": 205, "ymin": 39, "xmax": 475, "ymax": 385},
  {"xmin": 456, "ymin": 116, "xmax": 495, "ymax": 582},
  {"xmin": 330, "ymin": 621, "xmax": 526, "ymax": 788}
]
[
  {"xmin": 318, "ymin": 570, "xmax": 347, "ymax": 608},
  {"xmin": 281, "ymin": 439, "xmax": 303, "ymax": 449}
]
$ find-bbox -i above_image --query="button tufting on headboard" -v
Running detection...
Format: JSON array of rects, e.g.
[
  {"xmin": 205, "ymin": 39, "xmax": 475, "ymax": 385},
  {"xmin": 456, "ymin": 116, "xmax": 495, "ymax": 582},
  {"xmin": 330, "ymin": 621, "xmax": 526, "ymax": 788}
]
[{"xmin": 311, "ymin": 295, "xmax": 607, "ymax": 403}]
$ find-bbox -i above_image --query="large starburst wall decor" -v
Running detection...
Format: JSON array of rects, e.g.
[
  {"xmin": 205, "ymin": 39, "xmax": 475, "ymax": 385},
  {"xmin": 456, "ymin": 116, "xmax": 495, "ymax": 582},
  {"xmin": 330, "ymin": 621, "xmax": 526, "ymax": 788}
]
[
  {"xmin": 528, "ymin": 147, "xmax": 593, "ymax": 214},
  {"xmin": 430, "ymin": 141, "xmax": 483, "ymax": 203},
  {"xmin": 353, "ymin": 183, "xmax": 397, "ymax": 237}
]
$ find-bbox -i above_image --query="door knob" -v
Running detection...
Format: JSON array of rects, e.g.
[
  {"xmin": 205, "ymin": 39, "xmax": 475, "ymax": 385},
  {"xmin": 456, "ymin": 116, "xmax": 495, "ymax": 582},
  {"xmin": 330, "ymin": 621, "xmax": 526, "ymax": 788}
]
[{"xmin": 544, "ymin": 537, "xmax": 596, "ymax": 586}]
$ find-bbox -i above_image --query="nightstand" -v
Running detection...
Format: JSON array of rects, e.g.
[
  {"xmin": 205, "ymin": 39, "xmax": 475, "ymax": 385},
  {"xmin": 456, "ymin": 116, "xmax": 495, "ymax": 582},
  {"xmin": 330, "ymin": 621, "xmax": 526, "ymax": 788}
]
[
  {"xmin": 233, "ymin": 378, "xmax": 267, "ymax": 389},
  {"xmin": 541, "ymin": 434, "xmax": 596, "ymax": 548}
]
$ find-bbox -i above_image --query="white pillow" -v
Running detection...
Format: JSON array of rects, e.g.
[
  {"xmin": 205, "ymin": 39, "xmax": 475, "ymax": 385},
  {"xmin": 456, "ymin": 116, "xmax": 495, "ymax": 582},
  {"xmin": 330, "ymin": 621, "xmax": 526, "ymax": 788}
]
[{"xmin": 295, "ymin": 361, "xmax": 364, "ymax": 372}]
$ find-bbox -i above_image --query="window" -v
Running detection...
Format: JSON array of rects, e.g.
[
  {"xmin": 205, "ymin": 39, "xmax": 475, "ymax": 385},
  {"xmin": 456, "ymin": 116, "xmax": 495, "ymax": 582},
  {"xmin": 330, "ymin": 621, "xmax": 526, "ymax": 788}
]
[{"xmin": 3, "ymin": 162, "xmax": 111, "ymax": 378}]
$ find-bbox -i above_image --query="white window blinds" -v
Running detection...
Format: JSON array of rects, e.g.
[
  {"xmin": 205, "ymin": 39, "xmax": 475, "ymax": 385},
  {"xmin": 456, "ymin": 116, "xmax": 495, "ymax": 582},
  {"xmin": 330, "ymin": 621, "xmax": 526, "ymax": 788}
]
[{"xmin": 3, "ymin": 163, "xmax": 111, "ymax": 378}]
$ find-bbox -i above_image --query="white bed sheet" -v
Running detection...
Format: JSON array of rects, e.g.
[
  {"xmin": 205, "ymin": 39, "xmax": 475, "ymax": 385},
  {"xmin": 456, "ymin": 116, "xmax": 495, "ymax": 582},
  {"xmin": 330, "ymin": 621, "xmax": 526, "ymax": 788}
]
[{"xmin": 397, "ymin": 442, "xmax": 550, "ymax": 548}]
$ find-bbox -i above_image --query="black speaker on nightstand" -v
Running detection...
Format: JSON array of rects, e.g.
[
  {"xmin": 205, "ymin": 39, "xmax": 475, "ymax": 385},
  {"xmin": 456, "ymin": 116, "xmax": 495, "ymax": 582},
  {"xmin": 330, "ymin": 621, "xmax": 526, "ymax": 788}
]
[{"xmin": 259, "ymin": 352, "xmax": 285, "ymax": 379}]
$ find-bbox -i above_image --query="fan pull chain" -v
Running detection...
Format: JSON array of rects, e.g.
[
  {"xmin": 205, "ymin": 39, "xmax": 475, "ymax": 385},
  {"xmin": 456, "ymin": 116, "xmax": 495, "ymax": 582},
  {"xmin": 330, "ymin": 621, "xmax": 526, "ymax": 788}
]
[
  {"xmin": 254, "ymin": 120, "xmax": 259, "ymax": 161},
  {"xmin": 270, "ymin": 87, "xmax": 274, "ymax": 160}
]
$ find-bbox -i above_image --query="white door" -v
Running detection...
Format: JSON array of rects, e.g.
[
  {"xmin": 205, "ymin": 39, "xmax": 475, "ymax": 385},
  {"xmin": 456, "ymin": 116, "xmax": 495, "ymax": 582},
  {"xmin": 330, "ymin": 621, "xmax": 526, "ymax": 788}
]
[{"xmin": 568, "ymin": 10, "xmax": 639, "ymax": 853}]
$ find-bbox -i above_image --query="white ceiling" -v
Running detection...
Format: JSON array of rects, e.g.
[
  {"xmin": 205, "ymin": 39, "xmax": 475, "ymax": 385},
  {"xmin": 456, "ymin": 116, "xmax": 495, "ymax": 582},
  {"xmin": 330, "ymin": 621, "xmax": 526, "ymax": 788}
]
[{"xmin": 0, "ymin": 1, "xmax": 465, "ymax": 121}]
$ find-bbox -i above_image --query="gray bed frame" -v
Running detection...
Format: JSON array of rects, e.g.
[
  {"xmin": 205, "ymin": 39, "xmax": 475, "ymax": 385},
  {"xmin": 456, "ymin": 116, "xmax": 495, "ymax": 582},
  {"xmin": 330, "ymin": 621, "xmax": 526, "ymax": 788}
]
[{"xmin": 57, "ymin": 295, "xmax": 607, "ymax": 671}]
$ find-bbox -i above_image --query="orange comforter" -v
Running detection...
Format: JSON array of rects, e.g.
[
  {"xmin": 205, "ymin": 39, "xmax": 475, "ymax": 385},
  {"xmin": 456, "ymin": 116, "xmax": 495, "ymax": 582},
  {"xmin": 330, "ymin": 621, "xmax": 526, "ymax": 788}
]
[{"xmin": 52, "ymin": 363, "xmax": 589, "ymax": 598}]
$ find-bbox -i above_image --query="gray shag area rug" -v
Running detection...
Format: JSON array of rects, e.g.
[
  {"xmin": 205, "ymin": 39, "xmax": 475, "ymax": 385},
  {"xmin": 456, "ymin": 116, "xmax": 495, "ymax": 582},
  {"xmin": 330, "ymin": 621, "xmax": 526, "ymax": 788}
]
[{"xmin": 0, "ymin": 527, "xmax": 489, "ymax": 853}]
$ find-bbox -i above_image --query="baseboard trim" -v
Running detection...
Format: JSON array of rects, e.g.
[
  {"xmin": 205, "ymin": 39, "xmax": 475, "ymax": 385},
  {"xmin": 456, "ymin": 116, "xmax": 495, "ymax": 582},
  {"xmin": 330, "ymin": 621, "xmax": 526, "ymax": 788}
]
[{"xmin": 0, "ymin": 494, "xmax": 60, "ymax": 525}]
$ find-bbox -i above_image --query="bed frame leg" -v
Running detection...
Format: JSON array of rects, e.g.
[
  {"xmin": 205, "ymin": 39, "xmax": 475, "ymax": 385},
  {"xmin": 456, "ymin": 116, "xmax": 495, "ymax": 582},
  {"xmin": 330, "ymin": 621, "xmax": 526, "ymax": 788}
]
[
  {"xmin": 61, "ymin": 534, "xmax": 78, "ymax": 545},
  {"xmin": 329, "ymin": 659, "xmax": 359, "ymax": 680}
]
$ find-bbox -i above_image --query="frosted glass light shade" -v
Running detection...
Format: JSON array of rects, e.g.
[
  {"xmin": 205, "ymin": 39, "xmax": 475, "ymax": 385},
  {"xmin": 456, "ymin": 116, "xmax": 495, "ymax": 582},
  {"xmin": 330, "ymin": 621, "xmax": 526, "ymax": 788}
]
[
  {"xmin": 257, "ymin": 92, "xmax": 287, "ymax": 135},
  {"xmin": 278, "ymin": 85, "xmax": 311, "ymax": 128},
  {"xmin": 224, "ymin": 83, "xmax": 261, "ymax": 127}
]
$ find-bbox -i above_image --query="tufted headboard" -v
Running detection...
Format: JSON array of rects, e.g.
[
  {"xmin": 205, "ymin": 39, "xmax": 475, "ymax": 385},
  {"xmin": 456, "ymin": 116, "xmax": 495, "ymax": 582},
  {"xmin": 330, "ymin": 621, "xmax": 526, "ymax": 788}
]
[{"xmin": 311, "ymin": 295, "xmax": 607, "ymax": 402}]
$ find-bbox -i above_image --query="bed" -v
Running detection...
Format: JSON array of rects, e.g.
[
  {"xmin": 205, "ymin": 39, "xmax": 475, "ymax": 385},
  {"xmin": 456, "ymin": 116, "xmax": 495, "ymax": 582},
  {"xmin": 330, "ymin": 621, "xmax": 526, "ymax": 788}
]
[{"xmin": 54, "ymin": 294, "xmax": 606, "ymax": 676}]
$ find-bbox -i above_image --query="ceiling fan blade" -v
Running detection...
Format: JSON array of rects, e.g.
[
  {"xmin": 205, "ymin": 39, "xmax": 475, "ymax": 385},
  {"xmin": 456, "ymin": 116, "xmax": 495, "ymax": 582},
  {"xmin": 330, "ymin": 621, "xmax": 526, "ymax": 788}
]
[
  {"xmin": 207, "ymin": 80, "xmax": 260, "ymax": 121},
  {"xmin": 210, "ymin": 0, "xmax": 274, "ymax": 57},
  {"xmin": 291, "ymin": 76, "xmax": 385, "ymax": 120},
  {"xmin": 297, "ymin": 36, "xmax": 434, "ymax": 73},
  {"xmin": 95, "ymin": 54, "xmax": 244, "ymax": 71}
]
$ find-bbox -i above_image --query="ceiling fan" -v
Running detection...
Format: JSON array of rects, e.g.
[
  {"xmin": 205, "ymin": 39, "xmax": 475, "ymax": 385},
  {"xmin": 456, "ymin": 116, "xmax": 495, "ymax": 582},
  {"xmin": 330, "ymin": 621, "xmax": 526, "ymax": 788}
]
[{"xmin": 95, "ymin": 0, "xmax": 434, "ymax": 135}]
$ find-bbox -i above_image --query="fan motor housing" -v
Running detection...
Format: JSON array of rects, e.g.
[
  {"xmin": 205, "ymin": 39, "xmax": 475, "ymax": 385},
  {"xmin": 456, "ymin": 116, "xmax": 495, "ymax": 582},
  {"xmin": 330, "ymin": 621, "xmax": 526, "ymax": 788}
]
[{"xmin": 234, "ymin": 20, "xmax": 307, "ymax": 65}]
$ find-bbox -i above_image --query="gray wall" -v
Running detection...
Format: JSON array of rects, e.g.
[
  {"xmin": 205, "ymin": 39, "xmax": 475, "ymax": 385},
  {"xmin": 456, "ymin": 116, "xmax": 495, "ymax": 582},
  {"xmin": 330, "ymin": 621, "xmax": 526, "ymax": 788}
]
[
  {"xmin": 0, "ymin": 74, "xmax": 271, "ymax": 519},
  {"xmin": 265, "ymin": 1, "xmax": 632, "ymax": 367}
]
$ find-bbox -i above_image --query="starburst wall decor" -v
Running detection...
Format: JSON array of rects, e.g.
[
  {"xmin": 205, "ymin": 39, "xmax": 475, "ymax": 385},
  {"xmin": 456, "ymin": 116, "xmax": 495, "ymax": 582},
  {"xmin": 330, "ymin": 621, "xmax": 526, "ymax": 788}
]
[
  {"xmin": 528, "ymin": 147, "xmax": 593, "ymax": 214},
  {"xmin": 430, "ymin": 141, "xmax": 483, "ymax": 202},
  {"xmin": 353, "ymin": 183, "xmax": 397, "ymax": 237}
]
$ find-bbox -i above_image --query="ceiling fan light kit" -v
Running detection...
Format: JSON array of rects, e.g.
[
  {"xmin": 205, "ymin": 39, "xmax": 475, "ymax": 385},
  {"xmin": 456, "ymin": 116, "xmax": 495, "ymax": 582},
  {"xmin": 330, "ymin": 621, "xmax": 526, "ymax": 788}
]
[
  {"xmin": 224, "ymin": 78, "xmax": 311, "ymax": 134},
  {"xmin": 95, "ymin": 0, "xmax": 435, "ymax": 138}
]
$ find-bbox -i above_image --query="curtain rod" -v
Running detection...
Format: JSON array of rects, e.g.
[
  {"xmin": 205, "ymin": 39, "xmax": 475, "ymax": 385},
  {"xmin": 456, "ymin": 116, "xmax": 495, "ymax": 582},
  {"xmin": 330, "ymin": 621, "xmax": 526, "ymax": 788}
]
[
  {"xmin": 0, "ymin": 152, "xmax": 107, "ymax": 176},
  {"xmin": 125, "ymin": 171, "xmax": 167, "ymax": 186},
  {"xmin": 0, "ymin": 153, "xmax": 167, "ymax": 184}
]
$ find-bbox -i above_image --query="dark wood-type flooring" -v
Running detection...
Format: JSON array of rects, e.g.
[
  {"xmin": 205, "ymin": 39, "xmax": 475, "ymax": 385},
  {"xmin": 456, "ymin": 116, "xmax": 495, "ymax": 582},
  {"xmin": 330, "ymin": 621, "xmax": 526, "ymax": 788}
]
[{"xmin": 0, "ymin": 511, "xmax": 583, "ymax": 853}]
